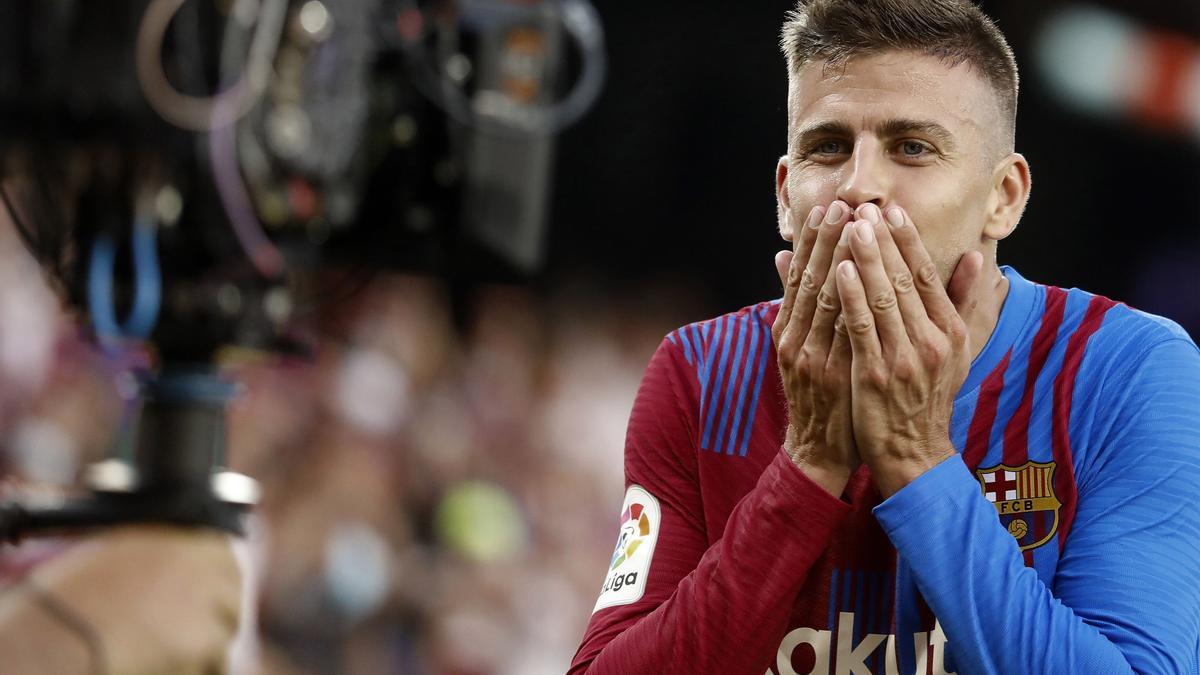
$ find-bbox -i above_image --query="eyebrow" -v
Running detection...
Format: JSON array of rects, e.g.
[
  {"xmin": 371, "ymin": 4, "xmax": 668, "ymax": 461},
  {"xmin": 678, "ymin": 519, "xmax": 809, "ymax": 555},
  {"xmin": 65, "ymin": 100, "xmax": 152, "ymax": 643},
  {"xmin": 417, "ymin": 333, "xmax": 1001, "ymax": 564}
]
[{"xmin": 794, "ymin": 118, "xmax": 958, "ymax": 152}]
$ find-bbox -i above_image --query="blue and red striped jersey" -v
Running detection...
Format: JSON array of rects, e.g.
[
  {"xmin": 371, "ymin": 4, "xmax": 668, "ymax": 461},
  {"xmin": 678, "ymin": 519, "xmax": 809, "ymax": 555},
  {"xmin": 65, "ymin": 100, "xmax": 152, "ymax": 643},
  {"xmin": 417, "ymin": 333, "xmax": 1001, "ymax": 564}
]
[{"xmin": 569, "ymin": 266, "xmax": 1200, "ymax": 674}]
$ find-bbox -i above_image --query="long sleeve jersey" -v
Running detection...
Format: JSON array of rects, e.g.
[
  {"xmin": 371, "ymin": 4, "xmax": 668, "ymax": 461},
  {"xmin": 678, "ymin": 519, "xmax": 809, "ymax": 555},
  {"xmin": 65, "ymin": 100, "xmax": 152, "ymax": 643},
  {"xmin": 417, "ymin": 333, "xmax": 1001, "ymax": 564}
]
[{"xmin": 569, "ymin": 266, "xmax": 1200, "ymax": 675}]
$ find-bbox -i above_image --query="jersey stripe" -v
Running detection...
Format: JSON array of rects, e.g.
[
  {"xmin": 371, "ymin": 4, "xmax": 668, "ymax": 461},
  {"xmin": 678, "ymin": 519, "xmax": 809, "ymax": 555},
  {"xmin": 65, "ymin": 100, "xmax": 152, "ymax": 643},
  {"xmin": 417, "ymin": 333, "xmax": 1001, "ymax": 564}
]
[
  {"xmin": 691, "ymin": 324, "xmax": 708, "ymax": 396},
  {"xmin": 676, "ymin": 327, "xmax": 696, "ymax": 366},
  {"xmin": 700, "ymin": 317, "xmax": 732, "ymax": 450},
  {"xmin": 1002, "ymin": 286, "xmax": 1068, "ymax": 564},
  {"xmin": 737, "ymin": 310, "xmax": 772, "ymax": 457},
  {"xmin": 1002, "ymin": 286, "xmax": 1068, "ymax": 457},
  {"xmin": 1052, "ymin": 294, "xmax": 1119, "ymax": 548},
  {"xmin": 963, "ymin": 349, "xmax": 1013, "ymax": 469},
  {"xmin": 689, "ymin": 308, "xmax": 777, "ymax": 457},
  {"xmin": 723, "ymin": 314, "xmax": 760, "ymax": 455},
  {"xmin": 713, "ymin": 315, "xmax": 750, "ymax": 454}
]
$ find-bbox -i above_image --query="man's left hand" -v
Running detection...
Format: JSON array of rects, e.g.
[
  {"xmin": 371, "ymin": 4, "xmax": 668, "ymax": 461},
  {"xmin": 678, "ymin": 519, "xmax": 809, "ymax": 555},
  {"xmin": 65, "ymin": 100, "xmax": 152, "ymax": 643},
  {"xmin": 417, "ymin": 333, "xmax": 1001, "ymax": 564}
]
[{"xmin": 835, "ymin": 204, "xmax": 983, "ymax": 497}]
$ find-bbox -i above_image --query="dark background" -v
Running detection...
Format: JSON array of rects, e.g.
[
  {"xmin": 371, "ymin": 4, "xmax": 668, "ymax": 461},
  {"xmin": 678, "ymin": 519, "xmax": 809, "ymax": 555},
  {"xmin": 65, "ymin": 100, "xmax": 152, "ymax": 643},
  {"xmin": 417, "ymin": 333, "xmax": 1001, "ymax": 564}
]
[{"xmin": 546, "ymin": 0, "xmax": 1200, "ymax": 334}]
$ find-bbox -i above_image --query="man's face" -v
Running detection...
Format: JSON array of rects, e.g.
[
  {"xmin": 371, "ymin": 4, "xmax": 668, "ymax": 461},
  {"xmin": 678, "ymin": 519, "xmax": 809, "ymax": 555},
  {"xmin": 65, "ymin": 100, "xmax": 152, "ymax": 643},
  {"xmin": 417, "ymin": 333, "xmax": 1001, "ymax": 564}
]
[{"xmin": 781, "ymin": 50, "xmax": 1006, "ymax": 283}]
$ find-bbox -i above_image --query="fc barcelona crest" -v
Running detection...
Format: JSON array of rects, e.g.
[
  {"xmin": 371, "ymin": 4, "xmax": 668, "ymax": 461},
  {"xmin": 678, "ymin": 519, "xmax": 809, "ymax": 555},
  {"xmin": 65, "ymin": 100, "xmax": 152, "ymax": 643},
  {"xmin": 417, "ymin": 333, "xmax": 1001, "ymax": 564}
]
[{"xmin": 975, "ymin": 460, "xmax": 1062, "ymax": 552}]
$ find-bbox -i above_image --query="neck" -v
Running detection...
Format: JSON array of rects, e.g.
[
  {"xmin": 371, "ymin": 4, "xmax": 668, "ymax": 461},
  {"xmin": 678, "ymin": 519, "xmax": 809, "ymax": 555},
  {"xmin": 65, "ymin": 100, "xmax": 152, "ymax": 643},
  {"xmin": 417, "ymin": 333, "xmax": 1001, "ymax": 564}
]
[{"xmin": 968, "ymin": 264, "xmax": 1009, "ymax": 362}]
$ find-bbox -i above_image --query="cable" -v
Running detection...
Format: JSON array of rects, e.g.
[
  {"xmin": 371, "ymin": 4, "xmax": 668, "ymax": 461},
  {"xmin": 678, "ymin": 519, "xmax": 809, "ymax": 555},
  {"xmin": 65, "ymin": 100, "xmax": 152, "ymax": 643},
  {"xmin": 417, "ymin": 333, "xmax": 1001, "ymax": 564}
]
[
  {"xmin": 207, "ymin": 0, "xmax": 286, "ymax": 278},
  {"xmin": 136, "ymin": 0, "xmax": 288, "ymax": 132},
  {"xmin": 396, "ymin": 0, "xmax": 608, "ymax": 136},
  {"xmin": 209, "ymin": 98, "xmax": 285, "ymax": 278},
  {"xmin": 87, "ymin": 217, "xmax": 163, "ymax": 344}
]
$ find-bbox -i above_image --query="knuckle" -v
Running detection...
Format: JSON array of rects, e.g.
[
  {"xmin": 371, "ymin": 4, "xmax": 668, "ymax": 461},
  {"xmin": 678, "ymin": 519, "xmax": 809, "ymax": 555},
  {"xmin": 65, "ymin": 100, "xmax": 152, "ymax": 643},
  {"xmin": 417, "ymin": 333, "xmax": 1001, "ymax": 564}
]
[
  {"xmin": 892, "ymin": 355, "xmax": 917, "ymax": 381},
  {"xmin": 860, "ymin": 366, "xmax": 888, "ymax": 390},
  {"xmin": 872, "ymin": 368, "xmax": 890, "ymax": 390},
  {"xmin": 919, "ymin": 340, "xmax": 949, "ymax": 364},
  {"xmin": 916, "ymin": 262, "xmax": 940, "ymax": 289},
  {"xmin": 848, "ymin": 312, "xmax": 874, "ymax": 335},
  {"xmin": 791, "ymin": 353, "xmax": 816, "ymax": 383},
  {"xmin": 816, "ymin": 288, "xmax": 838, "ymax": 313},
  {"xmin": 946, "ymin": 318, "xmax": 968, "ymax": 344},
  {"xmin": 777, "ymin": 339, "xmax": 797, "ymax": 368},
  {"xmin": 787, "ymin": 261, "xmax": 802, "ymax": 287},
  {"xmin": 799, "ymin": 344, "xmax": 822, "ymax": 367},
  {"xmin": 833, "ymin": 314, "xmax": 849, "ymax": 337},
  {"xmin": 871, "ymin": 290, "xmax": 898, "ymax": 312},
  {"xmin": 799, "ymin": 267, "xmax": 821, "ymax": 293},
  {"xmin": 891, "ymin": 270, "xmax": 915, "ymax": 294}
]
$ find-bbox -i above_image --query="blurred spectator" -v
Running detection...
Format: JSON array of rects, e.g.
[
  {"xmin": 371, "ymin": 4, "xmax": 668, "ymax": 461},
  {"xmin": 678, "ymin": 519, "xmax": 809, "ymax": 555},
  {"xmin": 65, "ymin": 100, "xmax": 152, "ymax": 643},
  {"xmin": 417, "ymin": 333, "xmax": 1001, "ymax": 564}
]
[{"xmin": 220, "ymin": 274, "xmax": 694, "ymax": 674}]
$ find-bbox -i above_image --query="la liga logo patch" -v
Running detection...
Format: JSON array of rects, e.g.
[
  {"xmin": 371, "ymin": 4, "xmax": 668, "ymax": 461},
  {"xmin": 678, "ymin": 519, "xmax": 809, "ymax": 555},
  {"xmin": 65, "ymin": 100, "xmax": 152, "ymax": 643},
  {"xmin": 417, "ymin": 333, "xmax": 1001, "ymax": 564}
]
[
  {"xmin": 609, "ymin": 501, "xmax": 651, "ymax": 570},
  {"xmin": 593, "ymin": 485, "xmax": 660, "ymax": 613}
]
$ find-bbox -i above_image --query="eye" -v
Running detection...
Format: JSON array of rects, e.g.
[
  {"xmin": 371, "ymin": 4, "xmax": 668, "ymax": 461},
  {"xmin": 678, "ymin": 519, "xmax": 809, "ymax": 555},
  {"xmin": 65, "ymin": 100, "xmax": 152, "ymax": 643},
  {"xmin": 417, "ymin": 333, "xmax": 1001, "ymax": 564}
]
[
  {"xmin": 801, "ymin": 139, "xmax": 850, "ymax": 161},
  {"xmin": 899, "ymin": 140, "xmax": 932, "ymax": 157}
]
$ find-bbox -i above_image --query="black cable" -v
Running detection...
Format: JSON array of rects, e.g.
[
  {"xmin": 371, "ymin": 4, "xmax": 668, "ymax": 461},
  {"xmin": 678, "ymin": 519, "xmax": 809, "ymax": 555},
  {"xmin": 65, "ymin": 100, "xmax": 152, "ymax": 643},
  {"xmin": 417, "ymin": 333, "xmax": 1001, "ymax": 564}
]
[{"xmin": 22, "ymin": 578, "xmax": 109, "ymax": 675}]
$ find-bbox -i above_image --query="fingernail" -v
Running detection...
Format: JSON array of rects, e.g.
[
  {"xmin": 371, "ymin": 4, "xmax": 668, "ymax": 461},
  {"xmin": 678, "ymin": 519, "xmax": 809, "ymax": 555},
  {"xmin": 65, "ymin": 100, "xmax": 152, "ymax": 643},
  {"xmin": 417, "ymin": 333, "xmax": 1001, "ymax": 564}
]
[
  {"xmin": 808, "ymin": 205, "xmax": 825, "ymax": 229},
  {"xmin": 856, "ymin": 220, "xmax": 874, "ymax": 244},
  {"xmin": 859, "ymin": 203, "xmax": 881, "ymax": 224},
  {"xmin": 886, "ymin": 208, "xmax": 905, "ymax": 229},
  {"xmin": 839, "ymin": 261, "xmax": 857, "ymax": 279},
  {"xmin": 825, "ymin": 202, "xmax": 846, "ymax": 224},
  {"xmin": 839, "ymin": 221, "xmax": 853, "ymax": 246}
]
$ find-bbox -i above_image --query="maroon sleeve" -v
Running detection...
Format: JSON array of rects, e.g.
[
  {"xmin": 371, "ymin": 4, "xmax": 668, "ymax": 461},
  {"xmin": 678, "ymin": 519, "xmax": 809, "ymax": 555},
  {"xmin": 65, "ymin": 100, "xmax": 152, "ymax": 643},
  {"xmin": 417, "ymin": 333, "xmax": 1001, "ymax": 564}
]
[{"xmin": 568, "ymin": 337, "xmax": 851, "ymax": 674}]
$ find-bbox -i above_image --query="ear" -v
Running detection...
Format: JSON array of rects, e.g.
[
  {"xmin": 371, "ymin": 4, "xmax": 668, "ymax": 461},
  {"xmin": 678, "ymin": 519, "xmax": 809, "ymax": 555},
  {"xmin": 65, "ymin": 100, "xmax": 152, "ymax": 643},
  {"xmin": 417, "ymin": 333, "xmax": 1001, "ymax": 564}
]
[
  {"xmin": 982, "ymin": 152, "xmax": 1031, "ymax": 242},
  {"xmin": 776, "ymin": 155, "xmax": 793, "ymax": 241}
]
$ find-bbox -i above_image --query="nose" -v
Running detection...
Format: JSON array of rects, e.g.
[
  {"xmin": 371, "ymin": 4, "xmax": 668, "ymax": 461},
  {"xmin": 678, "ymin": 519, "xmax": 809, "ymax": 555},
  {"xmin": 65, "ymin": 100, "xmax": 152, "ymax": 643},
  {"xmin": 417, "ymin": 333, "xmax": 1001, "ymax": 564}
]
[{"xmin": 835, "ymin": 139, "xmax": 888, "ymax": 211}]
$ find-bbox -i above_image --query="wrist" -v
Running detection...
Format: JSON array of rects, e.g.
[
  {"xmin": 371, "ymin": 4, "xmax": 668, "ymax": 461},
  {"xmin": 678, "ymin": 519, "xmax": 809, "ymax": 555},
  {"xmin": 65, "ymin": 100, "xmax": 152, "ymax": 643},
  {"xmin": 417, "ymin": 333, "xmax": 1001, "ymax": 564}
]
[
  {"xmin": 785, "ymin": 435, "xmax": 852, "ymax": 498},
  {"xmin": 868, "ymin": 440, "xmax": 957, "ymax": 498}
]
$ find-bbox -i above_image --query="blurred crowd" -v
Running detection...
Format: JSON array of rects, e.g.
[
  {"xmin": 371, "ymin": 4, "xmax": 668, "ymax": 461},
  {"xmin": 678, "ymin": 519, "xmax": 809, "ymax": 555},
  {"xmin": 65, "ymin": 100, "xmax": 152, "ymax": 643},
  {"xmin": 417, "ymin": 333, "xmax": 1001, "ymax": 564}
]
[{"xmin": 231, "ymin": 276, "xmax": 686, "ymax": 674}]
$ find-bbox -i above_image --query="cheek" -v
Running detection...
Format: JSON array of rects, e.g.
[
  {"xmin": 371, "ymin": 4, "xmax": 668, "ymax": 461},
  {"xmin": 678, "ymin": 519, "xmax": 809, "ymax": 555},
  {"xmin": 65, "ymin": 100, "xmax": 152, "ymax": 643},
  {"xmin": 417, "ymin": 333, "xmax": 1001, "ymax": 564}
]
[
  {"xmin": 787, "ymin": 169, "xmax": 841, "ymax": 220},
  {"xmin": 893, "ymin": 202, "xmax": 975, "ymax": 282}
]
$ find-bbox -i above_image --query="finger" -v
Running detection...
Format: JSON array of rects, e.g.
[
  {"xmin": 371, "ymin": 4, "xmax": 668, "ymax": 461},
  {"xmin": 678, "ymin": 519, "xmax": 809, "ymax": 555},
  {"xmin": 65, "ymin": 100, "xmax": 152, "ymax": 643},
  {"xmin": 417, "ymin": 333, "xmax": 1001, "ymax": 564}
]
[
  {"xmin": 793, "ymin": 204, "xmax": 823, "ymax": 266},
  {"xmin": 807, "ymin": 220, "xmax": 856, "ymax": 354},
  {"xmin": 847, "ymin": 218, "xmax": 912, "ymax": 354},
  {"xmin": 948, "ymin": 249, "xmax": 985, "ymax": 324},
  {"xmin": 834, "ymin": 260, "xmax": 882, "ymax": 361},
  {"xmin": 829, "ymin": 313, "xmax": 852, "ymax": 375},
  {"xmin": 884, "ymin": 206, "xmax": 959, "ymax": 332},
  {"xmin": 773, "ymin": 205, "xmax": 826, "ymax": 343},
  {"xmin": 782, "ymin": 201, "xmax": 852, "ymax": 346},
  {"xmin": 858, "ymin": 205, "xmax": 929, "ymax": 343},
  {"xmin": 775, "ymin": 250, "xmax": 793, "ymax": 288}
]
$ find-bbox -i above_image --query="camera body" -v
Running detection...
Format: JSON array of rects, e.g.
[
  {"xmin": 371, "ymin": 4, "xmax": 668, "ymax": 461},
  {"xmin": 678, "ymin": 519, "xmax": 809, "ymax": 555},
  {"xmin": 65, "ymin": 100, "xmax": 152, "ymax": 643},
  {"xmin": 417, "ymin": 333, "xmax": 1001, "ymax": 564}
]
[{"xmin": 0, "ymin": 0, "xmax": 603, "ymax": 539}]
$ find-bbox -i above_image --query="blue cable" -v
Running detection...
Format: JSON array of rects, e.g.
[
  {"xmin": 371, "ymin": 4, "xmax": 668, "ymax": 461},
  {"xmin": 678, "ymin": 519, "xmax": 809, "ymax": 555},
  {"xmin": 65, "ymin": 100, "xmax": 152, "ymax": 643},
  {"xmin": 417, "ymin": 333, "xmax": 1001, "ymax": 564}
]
[{"xmin": 87, "ymin": 216, "xmax": 162, "ymax": 342}]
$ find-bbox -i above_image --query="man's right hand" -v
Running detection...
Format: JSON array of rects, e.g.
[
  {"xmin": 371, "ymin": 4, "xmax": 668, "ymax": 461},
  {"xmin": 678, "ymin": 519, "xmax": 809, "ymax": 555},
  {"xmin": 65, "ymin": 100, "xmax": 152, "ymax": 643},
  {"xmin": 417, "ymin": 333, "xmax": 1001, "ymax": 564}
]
[
  {"xmin": 772, "ymin": 200, "xmax": 861, "ymax": 497},
  {"xmin": 0, "ymin": 526, "xmax": 243, "ymax": 675}
]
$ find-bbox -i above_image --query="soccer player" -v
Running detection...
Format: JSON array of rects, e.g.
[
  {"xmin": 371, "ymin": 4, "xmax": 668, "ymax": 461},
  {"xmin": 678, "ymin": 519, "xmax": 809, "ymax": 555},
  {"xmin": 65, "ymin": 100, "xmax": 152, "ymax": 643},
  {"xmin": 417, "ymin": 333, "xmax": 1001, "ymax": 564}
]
[{"xmin": 570, "ymin": 1, "xmax": 1200, "ymax": 673}]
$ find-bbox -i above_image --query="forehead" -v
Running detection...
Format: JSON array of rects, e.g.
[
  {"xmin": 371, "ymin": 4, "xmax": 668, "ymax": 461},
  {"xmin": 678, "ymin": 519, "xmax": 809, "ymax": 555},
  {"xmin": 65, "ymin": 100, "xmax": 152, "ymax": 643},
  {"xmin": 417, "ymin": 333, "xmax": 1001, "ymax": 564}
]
[{"xmin": 789, "ymin": 50, "xmax": 998, "ymax": 139}]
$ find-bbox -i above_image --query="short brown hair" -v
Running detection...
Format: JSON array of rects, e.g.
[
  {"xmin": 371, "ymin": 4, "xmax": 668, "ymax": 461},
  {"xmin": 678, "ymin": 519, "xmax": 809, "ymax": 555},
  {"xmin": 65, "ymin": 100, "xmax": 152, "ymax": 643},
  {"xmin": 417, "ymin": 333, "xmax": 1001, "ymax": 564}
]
[{"xmin": 781, "ymin": 0, "xmax": 1019, "ymax": 149}]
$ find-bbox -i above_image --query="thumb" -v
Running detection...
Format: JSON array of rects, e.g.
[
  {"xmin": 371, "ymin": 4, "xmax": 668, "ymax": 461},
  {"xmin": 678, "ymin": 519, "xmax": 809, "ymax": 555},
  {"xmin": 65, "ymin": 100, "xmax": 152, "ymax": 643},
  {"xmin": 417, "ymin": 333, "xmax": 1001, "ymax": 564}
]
[
  {"xmin": 948, "ymin": 250, "xmax": 984, "ymax": 322},
  {"xmin": 775, "ymin": 250, "xmax": 794, "ymax": 289}
]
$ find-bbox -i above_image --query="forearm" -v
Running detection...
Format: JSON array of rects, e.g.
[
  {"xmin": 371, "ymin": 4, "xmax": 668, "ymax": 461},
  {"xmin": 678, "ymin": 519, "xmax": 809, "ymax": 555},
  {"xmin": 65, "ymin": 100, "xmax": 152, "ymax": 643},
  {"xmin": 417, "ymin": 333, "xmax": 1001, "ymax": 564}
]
[
  {"xmin": 572, "ymin": 450, "xmax": 850, "ymax": 674},
  {"xmin": 876, "ymin": 456, "xmax": 1133, "ymax": 675}
]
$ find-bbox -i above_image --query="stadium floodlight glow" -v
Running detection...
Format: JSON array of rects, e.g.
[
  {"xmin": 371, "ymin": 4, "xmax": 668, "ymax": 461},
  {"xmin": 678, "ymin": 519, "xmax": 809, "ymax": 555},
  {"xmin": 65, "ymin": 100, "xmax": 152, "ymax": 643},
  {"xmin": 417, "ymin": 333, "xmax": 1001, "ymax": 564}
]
[{"xmin": 1034, "ymin": 4, "xmax": 1200, "ymax": 144}]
